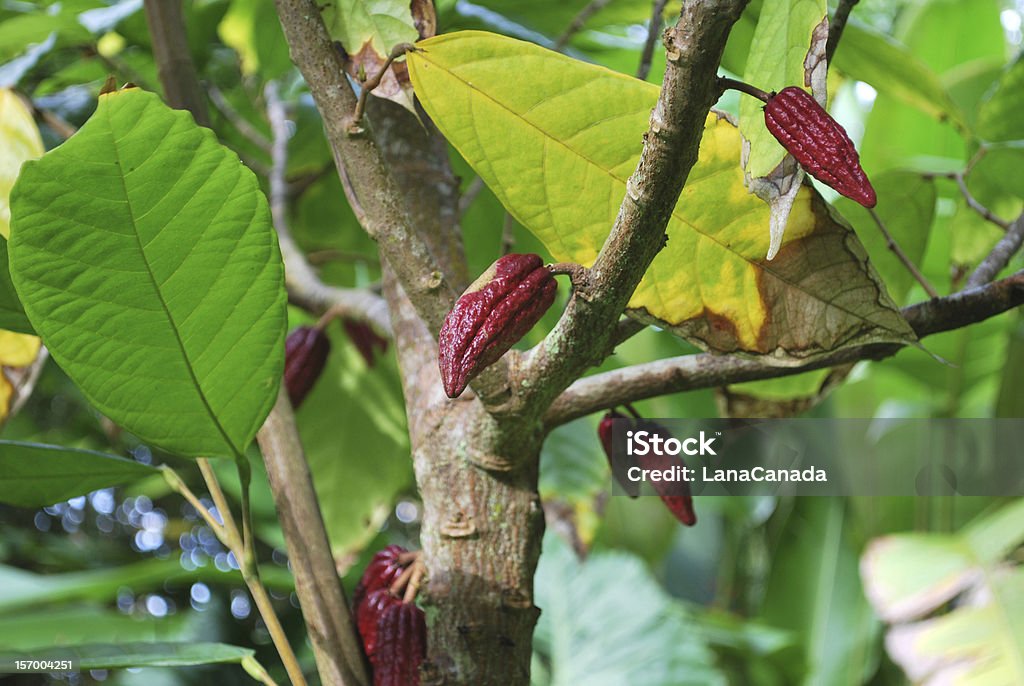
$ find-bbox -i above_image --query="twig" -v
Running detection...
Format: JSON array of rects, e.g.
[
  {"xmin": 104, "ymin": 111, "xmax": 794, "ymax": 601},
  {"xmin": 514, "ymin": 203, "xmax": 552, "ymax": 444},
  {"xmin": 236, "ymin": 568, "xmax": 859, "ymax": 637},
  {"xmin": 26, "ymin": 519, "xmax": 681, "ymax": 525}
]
[
  {"xmin": 458, "ymin": 176, "xmax": 485, "ymax": 217},
  {"xmin": 967, "ymin": 213, "xmax": 1024, "ymax": 289},
  {"xmin": 257, "ymin": 386, "xmax": 373, "ymax": 686},
  {"xmin": 347, "ymin": 43, "xmax": 417, "ymax": 132},
  {"xmin": 545, "ymin": 269, "xmax": 1024, "ymax": 426},
  {"xmin": 501, "ymin": 212, "xmax": 516, "ymax": 255},
  {"xmin": 826, "ymin": 0, "xmax": 860, "ymax": 63},
  {"xmin": 142, "ymin": 0, "xmax": 210, "ymax": 126},
  {"xmin": 555, "ymin": 0, "xmax": 614, "ymax": 51},
  {"xmin": 717, "ymin": 76, "xmax": 772, "ymax": 103},
  {"xmin": 868, "ymin": 207, "xmax": 939, "ymax": 298},
  {"xmin": 264, "ymin": 80, "xmax": 392, "ymax": 335},
  {"xmin": 637, "ymin": 0, "xmax": 669, "ymax": 80},
  {"xmin": 208, "ymin": 85, "xmax": 272, "ymax": 152},
  {"xmin": 955, "ymin": 174, "xmax": 1009, "ymax": 230},
  {"xmin": 547, "ymin": 262, "xmax": 589, "ymax": 289},
  {"xmin": 164, "ymin": 463, "xmax": 307, "ymax": 686}
]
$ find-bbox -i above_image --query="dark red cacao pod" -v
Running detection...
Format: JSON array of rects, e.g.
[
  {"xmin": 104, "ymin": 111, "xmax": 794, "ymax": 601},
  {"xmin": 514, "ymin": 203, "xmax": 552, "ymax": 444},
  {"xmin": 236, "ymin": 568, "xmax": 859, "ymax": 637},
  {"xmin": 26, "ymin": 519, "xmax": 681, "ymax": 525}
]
[
  {"xmin": 635, "ymin": 419, "xmax": 697, "ymax": 527},
  {"xmin": 342, "ymin": 317, "xmax": 389, "ymax": 367},
  {"xmin": 599, "ymin": 411, "xmax": 639, "ymax": 498},
  {"xmin": 764, "ymin": 86, "xmax": 877, "ymax": 208},
  {"xmin": 373, "ymin": 600, "xmax": 427, "ymax": 686},
  {"xmin": 353, "ymin": 545, "xmax": 408, "ymax": 609},
  {"xmin": 284, "ymin": 326, "xmax": 330, "ymax": 409},
  {"xmin": 438, "ymin": 253, "xmax": 557, "ymax": 398},
  {"xmin": 357, "ymin": 588, "xmax": 402, "ymax": 659}
]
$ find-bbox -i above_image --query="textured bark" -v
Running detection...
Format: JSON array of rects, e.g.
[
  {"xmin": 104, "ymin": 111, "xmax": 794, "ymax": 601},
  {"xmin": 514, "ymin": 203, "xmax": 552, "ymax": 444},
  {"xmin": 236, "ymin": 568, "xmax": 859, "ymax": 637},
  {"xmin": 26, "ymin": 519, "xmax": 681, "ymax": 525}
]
[{"xmin": 371, "ymin": 98, "xmax": 546, "ymax": 685}]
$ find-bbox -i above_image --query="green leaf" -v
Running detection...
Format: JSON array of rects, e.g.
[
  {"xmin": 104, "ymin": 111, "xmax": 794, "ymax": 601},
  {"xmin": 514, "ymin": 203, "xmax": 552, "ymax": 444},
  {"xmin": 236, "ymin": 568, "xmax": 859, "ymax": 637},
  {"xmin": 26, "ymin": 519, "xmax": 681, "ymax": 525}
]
[
  {"xmin": 978, "ymin": 54, "xmax": 1024, "ymax": 142},
  {"xmin": 0, "ymin": 605, "xmax": 192, "ymax": 651},
  {"xmin": 831, "ymin": 22, "xmax": 966, "ymax": 131},
  {"xmin": 0, "ymin": 238, "xmax": 31, "ymax": 334},
  {"xmin": 862, "ymin": 499, "xmax": 1024, "ymax": 684},
  {"xmin": 762, "ymin": 499, "xmax": 881, "ymax": 686},
  {"xmin": 739, "ymin": 0, "xmax": 826, "ymax": 178},
  {"xmin": 409, "ymin": 31, "xmax": 914, "ymax": 359},
  {"xmin": 533, "ymin": 533, "xmax": 724, "ymax": 686},
  {"xmin": 0, "ymin": 642, "xmax": 254, "ymax": 669},
  {"xmin": 834, "ymin": 171, "xmax": 936, "ymax": 304},
  {"xmin": 0, "ymin": 440, "xmax": 157, "ymax": 507},
  {"xmin": 8, "ymin": 87, "xmax": 286, "ymax": 460}
]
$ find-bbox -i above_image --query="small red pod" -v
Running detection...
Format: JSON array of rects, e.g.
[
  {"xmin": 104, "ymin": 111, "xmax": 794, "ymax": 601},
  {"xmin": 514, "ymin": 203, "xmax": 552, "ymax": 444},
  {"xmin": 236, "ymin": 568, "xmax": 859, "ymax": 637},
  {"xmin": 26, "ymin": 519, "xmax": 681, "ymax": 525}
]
[
  {"xmin": 635, "ymin": 419, "xmax": 697, "ymax": 527},
  {"xmin": 598, "ymin": 411, "xmax": 639, "ymax": 498},
  {"xmin": 353, "ymin": 545, "xmax": 408, "ymax": 609},
  {"xmin": 373, "ymin": 600, "xmax": 427, "ymax": 686},
  {"xmin": 356, "ymin": 588, "xmax": 401, "ymax": 659},
  {"xmin": 342, "ymin": 317, "xmax": 389, "ymax": 367},
  {"xmin": 764, "ymin": 86, "xmax": 877, "ymax": 208},
  {"xmin": 283, "ymin": 325, "xmax": 331, "ymax": 409}
]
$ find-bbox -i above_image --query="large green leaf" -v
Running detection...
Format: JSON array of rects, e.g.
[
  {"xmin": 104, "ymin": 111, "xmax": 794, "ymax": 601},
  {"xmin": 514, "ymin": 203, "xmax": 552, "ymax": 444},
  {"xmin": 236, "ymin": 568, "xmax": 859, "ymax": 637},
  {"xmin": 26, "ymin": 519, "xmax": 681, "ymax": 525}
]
[
  {"xmin": 8, "ymin": 87, "xmax": 286, "ymax": 460},
  {"xmin": 532, "ymin": 533, "xmax": 723, "ymax": 686},
  {"xmin": 739, "ymin": 0, "xmax": 826, "ymax": 178},
  {"xmin": 409, "ymin": 31, "xmax": 913, "ymax": 359},
  {"xmin": 0, "ymin": 238, "xmax": 31, "ymax": 334},
  {"xmin": 761, "ymin": 498, "xmax": 880, "ymax": 686},
  {"xmin": 831, "ymin": 22, "xmax": 966, "ymax": 131},
  {"xmin": 0, "ymin": 642, "xmax": 254, "ymax": 669},
  {"xmin": 0, "ymin": 605, "xmax": 192, "ymax": 651},
  {"xmin": 0, "ymin": 440, "xmax": 156, "ymax": 507},
  {"xmin": 862, "ymin": 499, "xmax": 1024, "ymax": 684},
  {"xmin": 978, "ymin": 54, "xmax": 1024, "ymax": 142}
]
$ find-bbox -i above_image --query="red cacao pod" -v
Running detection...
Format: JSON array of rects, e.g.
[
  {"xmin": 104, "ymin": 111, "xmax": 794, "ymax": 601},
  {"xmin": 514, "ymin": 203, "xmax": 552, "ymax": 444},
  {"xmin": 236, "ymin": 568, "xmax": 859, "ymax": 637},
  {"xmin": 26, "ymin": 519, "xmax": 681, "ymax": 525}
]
[
  {"xmin": 357, "ymin": 588, "xmax": 402, "ymax": 659},
  {"xmin": 599, "ymin": 410, "xmax": 639, "ymax": 498},
  {"xmin": 342, "ymin": 317, "xmax": 389, "ymax": 367},
  {"xmin": 284, "ymin": 325, "xmax": 330, "ymax": 409},
  {"xmin": 438, "ymin": 253, "xmax": 557, "ymax": 398},
  {"xmin": 353, "ymin": 545, "xmax": 408, "ymax": 609},
  {"xmin": 635, "ymin": 419, "xmax": 697, "ymax": 527},
  {"xmin": 373, "ymin": 600, "xmax": 427, "ymax": 686},
  {"xmin": 763, "ymin": 86, "xmax": 877, "ymax": 208}
]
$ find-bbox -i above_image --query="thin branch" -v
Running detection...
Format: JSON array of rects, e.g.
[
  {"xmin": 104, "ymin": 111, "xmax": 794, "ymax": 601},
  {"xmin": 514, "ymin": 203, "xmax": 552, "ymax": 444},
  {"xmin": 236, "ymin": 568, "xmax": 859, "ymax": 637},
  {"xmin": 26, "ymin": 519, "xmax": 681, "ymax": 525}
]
[
  {"xmin": 348, "ymin": 43, "xmax": 417, "ymax": 132},
  {"xmin": 555, "ymin": 0, "xmax": 614, "ymax": 51},
  {"xmin": 272, "ymin": 0, "xmax": 458, "ymax": 337},
  {"xmin": 637, "ymin": 0, "xmax": 669, "ymax": 81},
  {"xmin": 967, "ymin": 213, "xmax": 1024, "ymax": 289},
  {"xmin": 264, "ymin": 80, "xmax": 392, "ymax": 335},
  {"xmin": 955, "ymin": 174, "xmax": 1009, "ymax": 230},
  {"xmin": 717, "ymin": 76, "xmax": 772, "ymax": 103},
  {"xmin": 257, "ymin": 386, "xmax": 373, "ymax": 686},
  {"xmin": 547, "ymin": 262, "xmax": 589, "ymax": 288},
  {"xmin": 516, "ymin": 0, "xmax": 752, "ymax": 417},
  {"xmin": 142, "ymin": 0, "xmax": 210, "ymax": 126},
  {"xmin": 825, "ymin": 0, "xmax": 860, "ymax": 63},
  {"xmin": 545, "ymin": 270, "xmax": 1024, "ymax": 426},
  {"xmin": 868, "ymin": 207, "xmax": 939, "ymax": 298},
  {"xmin": 208, "ymin": 84, "xmax": 272, "ymax": 151},
  {"xmin": 457, "ymin": 176, "xmax": 485, "ymax": 218},
  {"xmin": 501, "ymin": 212, "xmax": 516, "ymax": 255}
]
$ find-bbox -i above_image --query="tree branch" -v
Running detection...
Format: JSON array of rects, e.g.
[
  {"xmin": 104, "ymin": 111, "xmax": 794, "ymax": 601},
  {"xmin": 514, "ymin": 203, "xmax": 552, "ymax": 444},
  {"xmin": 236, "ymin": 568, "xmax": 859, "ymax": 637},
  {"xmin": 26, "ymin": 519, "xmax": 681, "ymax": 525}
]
[
  {"xmin": 555, "ymin": 0, "xmax": 614, "ymax": 51},
  {"xmin": 967, "ymin": 213, "xmax": 1024, "ymax": 289},
  {"xmin": 826, "ymin": 0, "xmax": 860, "ymax": 63},
  {"xmin": 142, "ymin": 0, "xmax": 210, "ymax": 126},
  {"xmin": 545, "ymin": 270, "xmax": 1024, "ymax": 426},
  {"xmin": 514, "ymin": 0, "xmax": 751, "ymax": 416},
  {"xmin": 257, "ymin": 387, "xmax": 372, "ymax": 686},
  {"xmin": 272, "ymin": 0, "xmax": 458, "ymax": 336},
  {"xmin": 637, "ymin": 0, "xmax": 669, "ymax": 81},
  {"xmin": 868, "ymin": 207, "xmax": 938, "ymax": 298},
  {"xmin": 264, "ymin": 80, "xmax": 392, "ymax": 335}
]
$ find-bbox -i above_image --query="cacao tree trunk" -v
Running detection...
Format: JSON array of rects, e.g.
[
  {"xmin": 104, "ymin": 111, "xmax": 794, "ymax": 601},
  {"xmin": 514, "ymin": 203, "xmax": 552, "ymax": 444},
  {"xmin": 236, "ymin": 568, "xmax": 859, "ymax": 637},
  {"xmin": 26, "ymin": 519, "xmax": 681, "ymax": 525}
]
[{"xmin": 372, "ymin": 99, "xmax": 546, "ymax": 685}]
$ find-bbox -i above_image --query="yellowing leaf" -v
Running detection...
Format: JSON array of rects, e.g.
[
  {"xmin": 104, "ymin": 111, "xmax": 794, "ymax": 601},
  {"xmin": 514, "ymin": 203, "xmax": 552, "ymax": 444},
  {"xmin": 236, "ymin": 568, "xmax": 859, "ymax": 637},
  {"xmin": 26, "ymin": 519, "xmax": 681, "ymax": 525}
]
[
  {"xmin": 0, "ymin": 329, "xmax": 40, "ymax": 366},
  {"xmin": 0, "ymin": 89, "xmax": 44, "ymax": 239},
  {"xmin": 408, "ymin": 31, "xmax": 914, "ymax": 360}
]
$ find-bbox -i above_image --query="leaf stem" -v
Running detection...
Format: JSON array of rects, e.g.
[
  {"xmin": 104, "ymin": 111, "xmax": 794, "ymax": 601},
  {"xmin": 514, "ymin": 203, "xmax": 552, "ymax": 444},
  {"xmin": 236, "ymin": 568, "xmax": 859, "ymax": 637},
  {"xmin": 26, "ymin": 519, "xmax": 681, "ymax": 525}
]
[
  {"xmin": 717, "ymin": 76, "xmax": 772, "ymax": 103},
  {"xmin": 348, "ymin": 43, "xmax": 418, "ymax": 132},
  {"xmin": 867, "ymin": 207, "xmax": 939, "ymax": 299}
]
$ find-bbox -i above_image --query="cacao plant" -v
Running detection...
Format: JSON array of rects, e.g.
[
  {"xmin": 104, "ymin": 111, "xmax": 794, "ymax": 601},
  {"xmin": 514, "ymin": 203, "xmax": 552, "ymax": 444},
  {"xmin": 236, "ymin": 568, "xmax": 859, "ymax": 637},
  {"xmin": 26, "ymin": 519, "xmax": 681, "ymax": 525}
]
[
  {"xmin": 372, "ymin": 599, "xmax": 428, "ymax": 686},
  {"xmin": 283, "ymin": 325, "xmax": 331, "ymax": 408},
  {"xmin": 763, "ymin": 86, "xmax": 877, "ymax": 208},
  {"xmin": 438, "ymin": 253, "xmax": 557, "ymax": 397}
]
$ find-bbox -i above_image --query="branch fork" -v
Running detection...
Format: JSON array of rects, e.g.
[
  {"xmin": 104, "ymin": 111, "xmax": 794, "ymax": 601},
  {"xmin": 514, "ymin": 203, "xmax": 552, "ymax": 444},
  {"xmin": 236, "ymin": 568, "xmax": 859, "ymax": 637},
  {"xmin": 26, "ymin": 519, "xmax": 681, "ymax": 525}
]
[{"xmin": 346, "ymin": 42, "xmax": 420, "ymax": 133}]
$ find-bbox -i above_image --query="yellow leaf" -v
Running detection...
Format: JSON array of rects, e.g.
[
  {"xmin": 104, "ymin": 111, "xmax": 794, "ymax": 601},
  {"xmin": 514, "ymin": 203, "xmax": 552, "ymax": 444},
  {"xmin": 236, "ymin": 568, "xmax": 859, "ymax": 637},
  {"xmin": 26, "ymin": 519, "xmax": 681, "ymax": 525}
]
[
  {"xmin": 0, "ymin": 329, "xmax": 41, "ymax": 366},
  {"xmin": 0, "ymin": 89, "xmax": 45, "ymax": 239}
]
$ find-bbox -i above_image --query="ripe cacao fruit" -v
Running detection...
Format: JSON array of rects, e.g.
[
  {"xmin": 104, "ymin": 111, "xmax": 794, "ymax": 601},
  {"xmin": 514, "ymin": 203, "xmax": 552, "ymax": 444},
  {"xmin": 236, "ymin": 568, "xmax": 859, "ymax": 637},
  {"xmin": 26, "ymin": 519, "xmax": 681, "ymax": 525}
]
[
  {"xmin": 353, "ymin": 545, "xmax": 407, "ymax": 609},
  {"xmin": 357, "ymin": 588, "xmax": 401, "ymax": 659},
  {"xmin": 635, "ymin": 419, "xmax": 697, "ymax": 527},
  {"xmin": 373, "ymin": 600, "xmax": 427, "ymax": 686},
  {"xmin": 284, "ymin": 325, "xmax": 330, "ymax": 409},
  {"xmin": 438, "ymin": 253, "xmax": 557, "ymax": 398},
  {"xmin": 763, "ymin": 86, "xmax": 877, "ymax": 208}
]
